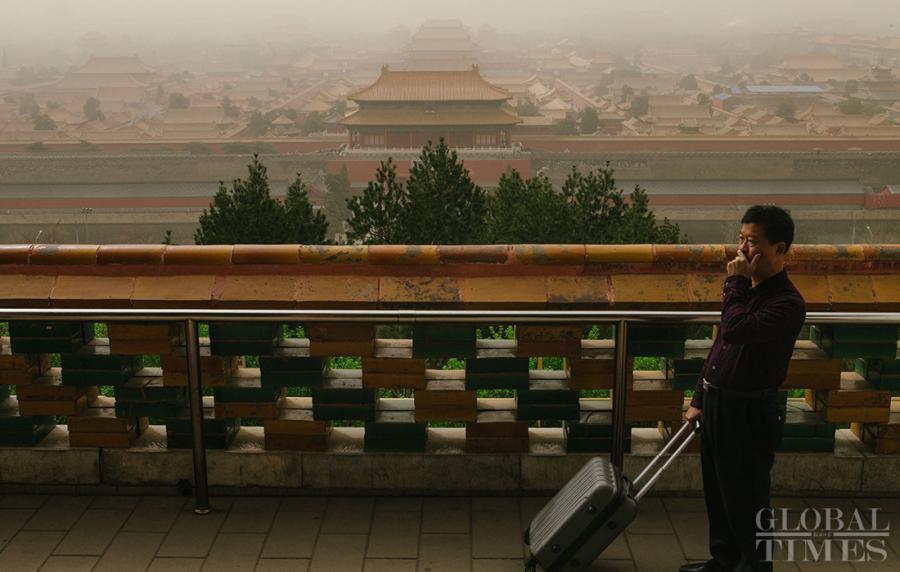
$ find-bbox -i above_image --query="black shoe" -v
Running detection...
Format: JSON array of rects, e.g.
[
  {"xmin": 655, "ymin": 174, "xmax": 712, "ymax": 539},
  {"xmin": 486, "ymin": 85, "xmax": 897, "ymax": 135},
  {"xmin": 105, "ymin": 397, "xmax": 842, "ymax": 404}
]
[{"xmin": 678, "ymin": 560, "xmax": 723, "ymax": 572}]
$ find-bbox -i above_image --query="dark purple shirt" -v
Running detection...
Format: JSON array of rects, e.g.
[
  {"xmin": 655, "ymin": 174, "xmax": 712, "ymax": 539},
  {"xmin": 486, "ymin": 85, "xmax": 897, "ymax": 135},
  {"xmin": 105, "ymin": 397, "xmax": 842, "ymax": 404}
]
[{"xmin": 690, "ymin": 269, "xmax": 806, "ymax": 409}]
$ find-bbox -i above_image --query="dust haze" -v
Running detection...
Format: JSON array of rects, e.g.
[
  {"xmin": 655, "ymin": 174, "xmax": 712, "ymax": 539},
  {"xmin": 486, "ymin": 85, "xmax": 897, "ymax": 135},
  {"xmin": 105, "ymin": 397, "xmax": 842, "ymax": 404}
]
[{"xmin": 2, "ymin": 0, "xmax": 898, "ymax": 65}]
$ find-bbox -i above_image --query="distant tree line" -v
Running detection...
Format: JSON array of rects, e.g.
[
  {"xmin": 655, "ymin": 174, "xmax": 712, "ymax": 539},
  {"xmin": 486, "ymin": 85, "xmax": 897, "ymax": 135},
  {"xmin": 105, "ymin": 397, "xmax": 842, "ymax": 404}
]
[{"xmin": 187, "ymin": 139, "xmax": 686, "ymax": 246}]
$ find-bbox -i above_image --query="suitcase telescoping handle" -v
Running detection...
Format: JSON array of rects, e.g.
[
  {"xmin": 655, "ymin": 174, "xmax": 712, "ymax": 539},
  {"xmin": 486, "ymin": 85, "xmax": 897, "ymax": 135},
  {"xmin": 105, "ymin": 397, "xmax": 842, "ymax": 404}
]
[{"xmin": 630, "ymin": 419, "xmax": 701, "ymax": 502}]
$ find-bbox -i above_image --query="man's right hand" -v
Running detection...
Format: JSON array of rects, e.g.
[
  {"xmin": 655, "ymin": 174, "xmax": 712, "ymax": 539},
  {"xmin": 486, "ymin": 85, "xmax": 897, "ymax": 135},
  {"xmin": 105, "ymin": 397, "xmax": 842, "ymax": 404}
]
[{"xmin": 685, "ymin": 406, "xmax": 702, "ymax": 424}]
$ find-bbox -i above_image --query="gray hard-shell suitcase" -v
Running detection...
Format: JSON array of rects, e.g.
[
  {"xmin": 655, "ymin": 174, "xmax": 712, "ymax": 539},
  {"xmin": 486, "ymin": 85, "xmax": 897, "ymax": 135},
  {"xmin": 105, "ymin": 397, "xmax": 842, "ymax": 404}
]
[{"xmin": 524, "ymin": 420, "xmax": 700, "ymax": 572}]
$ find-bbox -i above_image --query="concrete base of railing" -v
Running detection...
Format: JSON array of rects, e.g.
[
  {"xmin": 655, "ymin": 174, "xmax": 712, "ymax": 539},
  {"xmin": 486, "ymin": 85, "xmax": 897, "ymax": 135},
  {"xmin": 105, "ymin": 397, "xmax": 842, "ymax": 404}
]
[{"xmin": 1, "ymin": 426, "xmax": 899, "ymax": 497}]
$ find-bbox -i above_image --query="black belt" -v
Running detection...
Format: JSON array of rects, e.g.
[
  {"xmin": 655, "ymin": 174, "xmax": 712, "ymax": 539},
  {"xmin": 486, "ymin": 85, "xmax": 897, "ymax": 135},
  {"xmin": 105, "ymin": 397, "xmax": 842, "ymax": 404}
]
[{"xmin": 702, "ymin": 378, "xmax": 777, "ymax": 399}]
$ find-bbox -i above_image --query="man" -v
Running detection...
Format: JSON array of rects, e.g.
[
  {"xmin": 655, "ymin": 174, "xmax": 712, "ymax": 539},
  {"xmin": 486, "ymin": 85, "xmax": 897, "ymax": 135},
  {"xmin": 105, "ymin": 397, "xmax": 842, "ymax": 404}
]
[{"xmin": 680, "ymin": 205, "xmax": 806, "ymax": 572}]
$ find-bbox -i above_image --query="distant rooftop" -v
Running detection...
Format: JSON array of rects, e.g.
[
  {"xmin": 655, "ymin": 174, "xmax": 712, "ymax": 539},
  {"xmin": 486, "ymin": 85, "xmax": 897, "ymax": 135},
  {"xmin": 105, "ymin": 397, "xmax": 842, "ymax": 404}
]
[{"xmin": 735, "ymin": 85, "xmax": 825, "ymax": 95}]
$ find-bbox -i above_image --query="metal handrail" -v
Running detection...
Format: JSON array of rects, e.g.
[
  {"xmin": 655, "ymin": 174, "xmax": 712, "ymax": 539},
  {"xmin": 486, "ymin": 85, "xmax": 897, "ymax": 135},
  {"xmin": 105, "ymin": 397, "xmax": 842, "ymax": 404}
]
[{"xmin": 1, "ymin": 308, "xmax": 897, "ymax": 514}]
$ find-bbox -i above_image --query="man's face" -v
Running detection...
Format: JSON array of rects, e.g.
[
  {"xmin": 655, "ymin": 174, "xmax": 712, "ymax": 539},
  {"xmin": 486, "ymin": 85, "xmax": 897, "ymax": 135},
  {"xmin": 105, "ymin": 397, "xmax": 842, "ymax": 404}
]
[{"xmin": 738, "ymin": 222, "xmax": 783, "ymax": 278}]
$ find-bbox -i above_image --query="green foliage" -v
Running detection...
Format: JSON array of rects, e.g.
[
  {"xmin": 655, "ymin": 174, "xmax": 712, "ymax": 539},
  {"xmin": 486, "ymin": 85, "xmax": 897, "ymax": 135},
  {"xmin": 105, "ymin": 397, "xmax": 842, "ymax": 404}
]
[
  {"xmin": 194, "ymin": 155, "xmax": 328, "ymax": 245},
  {"xmin": 404, "ymin": 139, "xmax": 487, "ymax": 244},
  {"xmin": 486, "ymin": 170, "xmax": 570, "ymax": 243},
  {"xmin": 283, "ymin": 173, "xmax": 330, "ymax": 244},
  {"xmin": 775, "ymin": 101, "xmax": 796, "ymax": 121},
  {"xmin": 562, "ymin": 164, "xmax": 684, "ymax": 243},
  {"xmin": 838, "ymin": 97, "xmax": 880, "ymax": 116},
  {"xmin": 83, "ymin": 97, "xmax": 104, "ymax": 121},
  {"xmin": 32, "ymin": 114, "xmax": 56, "ymax": 130},
  {"xmin": 579, "ymin": 107, "xmax": 599, "ymax": 134},
  {"xmin": 629, "ymin": 95, "xmax": 649, "ymax": 117},
  {"xmin": 347, "ymin": 140, "xmax": 487, "ymax": 245},
  {"xmin": 168, "ymin": 92, "xmax": 190, "ymax": 109},
  {"xmin": 553, "ymin": 112, "xmax": 578, "ymax": 135},
  {"xmin": 678, "ymin": 74, "xmax": 699, "ymax": 90},
  {"xmin": 244, "ymin": 111, "xmax": 272, "ymax": 137},
  {"xmin": 301, "ymin": 111, "xmax": 326, "ymax": 135},
  {"xmin": 24, "ymin": 141, "xmax": 48, "ymax": 152},
  {"xmin": 489, "ymin": 164, "xmax": 685, "ymax": 244},
  {"xmin": 516, "ymin": 99, "xmax": 541, "ymax": 116},
  {"xmin": 78, "ymin": 139, "xmax": 100, "ymax": 152},
  {"xmin": 330, "ymin": 356, "xmax": 362, "ymax": 369},
  {"xmin": 346, "ymin": 158, "xmax": 408, "ymax": 244},
  {"xmin": 162, "ymin": 230, "xmax": 174, "ymax": 245},
  {"xmin": 349, "ymin": 146, "xmax": 685, "ymax": 245},
  {"xmin": 222, "ymin": 96, "xmax": 240, "ymax": 119}
]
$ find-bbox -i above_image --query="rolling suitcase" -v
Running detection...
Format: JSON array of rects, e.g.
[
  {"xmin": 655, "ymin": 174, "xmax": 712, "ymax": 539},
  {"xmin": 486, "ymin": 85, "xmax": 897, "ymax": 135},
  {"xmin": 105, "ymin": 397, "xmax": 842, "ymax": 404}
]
[{"xmin": 524, "ymin": 420, "xmax": 700, "ymax": 572}]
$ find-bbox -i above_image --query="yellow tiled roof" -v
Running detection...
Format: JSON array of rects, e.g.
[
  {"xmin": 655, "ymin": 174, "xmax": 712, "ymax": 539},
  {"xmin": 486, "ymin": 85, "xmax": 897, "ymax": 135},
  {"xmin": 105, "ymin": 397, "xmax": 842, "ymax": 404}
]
[{"xmin": 349, "ymin": 66, "xmax": 511, "ymax": 103}]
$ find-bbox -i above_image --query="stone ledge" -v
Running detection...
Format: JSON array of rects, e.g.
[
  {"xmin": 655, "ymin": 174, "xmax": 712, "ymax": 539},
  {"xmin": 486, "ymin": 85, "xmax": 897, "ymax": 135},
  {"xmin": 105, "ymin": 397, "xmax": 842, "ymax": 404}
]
[{"xmin": 1, "ymin": 425, "xmax": 895, "ymax": 495}]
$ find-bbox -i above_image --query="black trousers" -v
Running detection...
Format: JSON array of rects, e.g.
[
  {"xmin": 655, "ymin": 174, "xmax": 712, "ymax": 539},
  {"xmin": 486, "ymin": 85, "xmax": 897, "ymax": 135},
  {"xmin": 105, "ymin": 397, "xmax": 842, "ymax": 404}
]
[{"xmin": 700, "ymin": 388, "xmax": 785, "ymax": 572}]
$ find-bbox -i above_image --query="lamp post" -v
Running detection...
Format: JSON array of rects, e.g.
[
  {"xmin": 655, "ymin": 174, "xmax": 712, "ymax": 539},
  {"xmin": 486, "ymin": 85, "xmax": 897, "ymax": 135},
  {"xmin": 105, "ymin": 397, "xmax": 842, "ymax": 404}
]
[{"xmin": 81, "ymin": 207, "xmax": 92, "ymax": 244}]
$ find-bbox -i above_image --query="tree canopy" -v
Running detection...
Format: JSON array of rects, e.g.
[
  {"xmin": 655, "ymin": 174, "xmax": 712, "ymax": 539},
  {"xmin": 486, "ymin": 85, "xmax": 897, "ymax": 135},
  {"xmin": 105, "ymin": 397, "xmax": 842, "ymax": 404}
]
[
  {"xmin": 195, "ymin": 154, "xmax": 328, "ymax": 245},
  {"xmin": 345, "ymin": 140, "xmax": 686, "ymax": 246},
  {"xmin": 83, "ymin": 97, "xmax": 104, "ymax": 121}
]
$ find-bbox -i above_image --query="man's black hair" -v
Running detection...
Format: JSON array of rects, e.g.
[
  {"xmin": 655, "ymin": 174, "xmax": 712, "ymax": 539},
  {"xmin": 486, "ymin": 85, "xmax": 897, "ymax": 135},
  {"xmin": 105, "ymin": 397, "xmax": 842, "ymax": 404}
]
[{"xmin": 740, "ymin": 205, "xmax": 794, "ymax": 252}]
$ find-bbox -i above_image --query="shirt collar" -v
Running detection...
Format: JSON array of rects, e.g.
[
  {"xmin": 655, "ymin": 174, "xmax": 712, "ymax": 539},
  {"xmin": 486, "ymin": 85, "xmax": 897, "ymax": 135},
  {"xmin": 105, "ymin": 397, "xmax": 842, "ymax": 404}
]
[{"xmin": 751, "ymin": 268, "xmax": 788, "ymax": 294}]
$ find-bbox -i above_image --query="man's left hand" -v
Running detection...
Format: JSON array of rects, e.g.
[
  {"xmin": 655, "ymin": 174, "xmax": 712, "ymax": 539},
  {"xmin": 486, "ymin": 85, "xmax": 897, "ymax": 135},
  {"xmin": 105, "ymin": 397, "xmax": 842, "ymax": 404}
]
[{"xmin": 727, "ymin": 251, "xmax": 759, "ymax": 279}]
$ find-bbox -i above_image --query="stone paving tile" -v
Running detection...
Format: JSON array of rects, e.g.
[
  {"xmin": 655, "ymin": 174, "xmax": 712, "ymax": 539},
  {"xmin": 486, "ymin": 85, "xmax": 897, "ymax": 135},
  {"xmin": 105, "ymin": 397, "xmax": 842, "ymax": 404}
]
[
  {"xmin": 472, "ymin": 511, "xmax": 522, "ymax": 558},
  {"xmin": 589, "ymin": 560, "xmax": 637, "ymax": 571},
  {"xmin": 662, "ymin": 497, "xmax": 707, "ymax": 512},
  {"xmin": 157, "ymin": 511, "xmax": 227, "ymax": 558},
  {"xmin": 519, "ymin": 496, "xmax": 551, "ymax": 526},
  {"xmin": 90, "ymin": 495, "xmax": 141, "ymax": 510},
  {"xmin": 364, "ymin": 558, "xmax": 417, "ymax": 572},
  {"xmin": 472, "ymin": 559, "xmax": 524, "ymax": 572},
  {"xmin": 0, "ymin": 495, "xmax": 47, "ymax": 509},
  {"xmin": 418, "ymin": 533, "xmax": 470, "ymax": 572},
  {"xmin": 201, "ymin": 532, "xmax": 265, "ymax": 571},
  {"xmin": 375, "ymin": 497, "xmax": 422, "ymax": 512},
  {"xmin": 261, "ymin": 511, "xmax": 322, "ymax": 558},
  {"xmin": 472, "ymin": 496, "xmax": 518, "ymax": 512},
  {"xmin": 255, "ymin": 558, "xmax": 311, "ymax": 572},
  {"xmin": 599, "ymin": 534, "xmax": 632, "ymax": 560},
  {"xmin": 422, "ymin": 498, "xmax": 470, "ymax": 534},
  {"xmin": 367, "ymin": 511, "xmax": 421, "ymax": 558},
  {"xmin": 0, "ymin": 531, "xmax": 65, "ymax": 572},
  {"xmin": 626, "ymin": 532, "xmax": 687, "ymax": 572},
  {"xmin": 23, "ymin": 496, "xmax": 92, "ymax": 531},
  {"xmin": 147, "ymin": 557, "xmax": 205, "ymax": 572},
  {"xmin": 669, "ymin": 510, "xmax": 709, "ymax": 560},
  {"xmin": 220, "ymin": 497, "xmax": 280, "ymax": 533},
  {"xmin": 321, "ymin": 497, "xmax": 374, "ymax": 534},
  {"xmin": 93, "ymin": 531, "xmax": 165, "ymax": 572},
  {"xmin": 122, "ymin": 496, "xmax": 189, "ymax": 533},
  {"xmin": 53, "ymin": 508, "xmax": 130, "ymax": 556},
  {"xmin": 0, "ymin": 509, "xmax": 37, "ymax": 551},
  {"xmin": 309, "ymin": 534, "xmax": 367, "ymax": 572},
  {"xmin": 628, "ymin": 497, "xmax": 674, "ymax": 534},
  {"xmin": 278, "ymin": 497, "xmax": 328, "ymax": 513},
  {"xmin": 38, "ymin": 555, "xmax": 98, "ymax": 571}
]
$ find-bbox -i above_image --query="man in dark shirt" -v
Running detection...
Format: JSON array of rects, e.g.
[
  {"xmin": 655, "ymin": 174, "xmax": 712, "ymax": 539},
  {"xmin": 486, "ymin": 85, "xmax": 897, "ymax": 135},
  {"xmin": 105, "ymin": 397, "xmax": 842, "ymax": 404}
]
[{"xmin": 679, "ymin": 206, "xmax": 806, "ymax": 572}]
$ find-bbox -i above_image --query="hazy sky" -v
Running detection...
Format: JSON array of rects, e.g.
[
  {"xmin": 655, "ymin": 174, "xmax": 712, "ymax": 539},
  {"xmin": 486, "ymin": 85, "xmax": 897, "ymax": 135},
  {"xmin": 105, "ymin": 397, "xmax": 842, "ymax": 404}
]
[{"xmin": 2, "ymin": 0, "xmax": 898, "ymax": 48}]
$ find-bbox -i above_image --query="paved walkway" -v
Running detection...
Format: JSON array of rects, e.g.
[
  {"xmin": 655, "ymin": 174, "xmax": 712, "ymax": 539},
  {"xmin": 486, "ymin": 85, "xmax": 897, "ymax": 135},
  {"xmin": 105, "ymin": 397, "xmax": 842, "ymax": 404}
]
[{"xmin": 0, "ymin": 494, "xmax": 897, "ymax": 571}]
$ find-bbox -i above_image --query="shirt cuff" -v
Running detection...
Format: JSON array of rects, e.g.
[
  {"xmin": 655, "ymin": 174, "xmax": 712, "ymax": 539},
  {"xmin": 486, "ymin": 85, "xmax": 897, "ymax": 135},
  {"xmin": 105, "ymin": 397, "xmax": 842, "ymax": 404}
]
[{"xmin": 689, "ymin": 393, "xmax": 703, "ymax": 409}]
